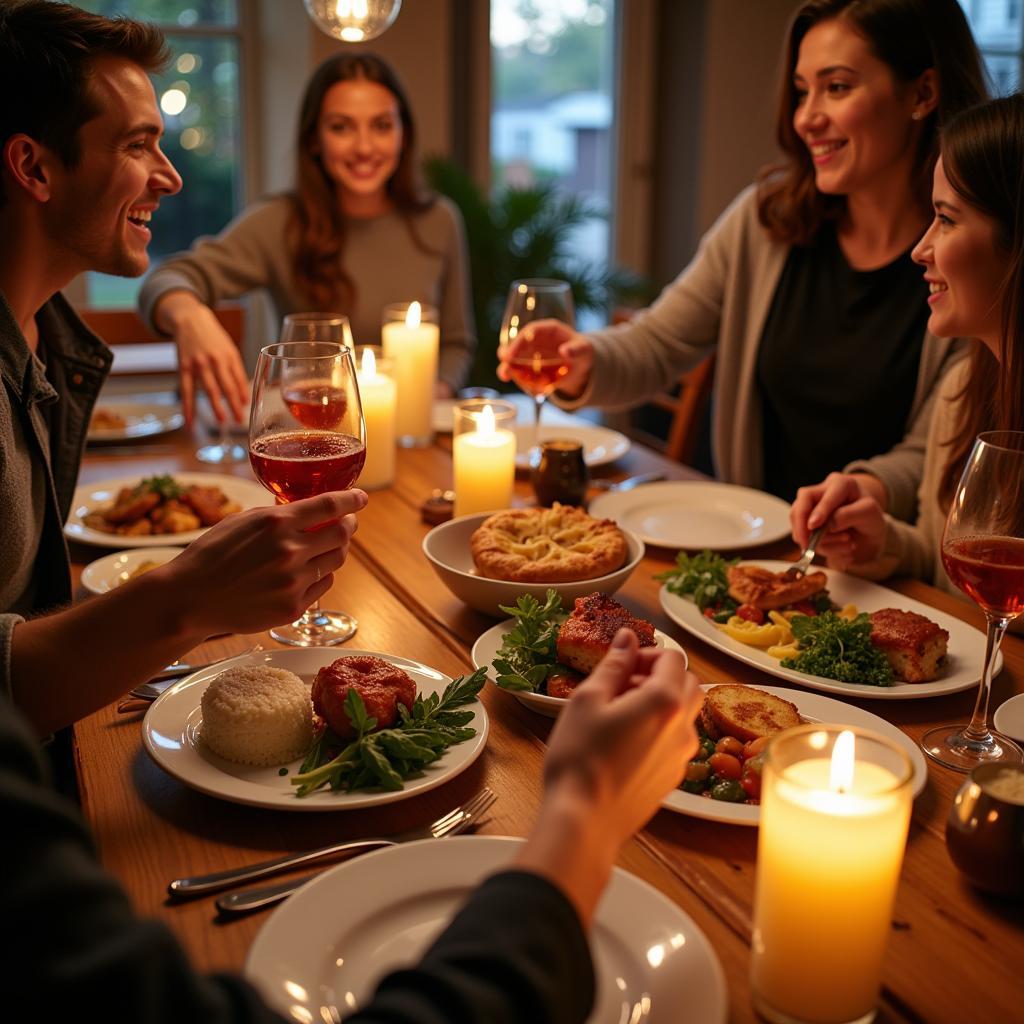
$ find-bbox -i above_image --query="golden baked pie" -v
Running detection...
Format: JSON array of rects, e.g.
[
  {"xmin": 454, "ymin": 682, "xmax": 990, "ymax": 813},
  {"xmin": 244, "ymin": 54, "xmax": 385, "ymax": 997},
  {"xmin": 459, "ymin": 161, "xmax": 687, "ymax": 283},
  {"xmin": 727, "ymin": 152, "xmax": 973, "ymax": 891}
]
[{"xmin": 470, "ymin": 503, "xmax": 628, "ymax": 583}]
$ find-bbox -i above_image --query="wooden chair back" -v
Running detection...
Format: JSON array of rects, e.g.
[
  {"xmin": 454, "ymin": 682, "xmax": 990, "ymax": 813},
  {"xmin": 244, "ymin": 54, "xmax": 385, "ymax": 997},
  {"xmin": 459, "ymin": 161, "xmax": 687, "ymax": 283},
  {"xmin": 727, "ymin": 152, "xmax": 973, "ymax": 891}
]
[
  {"xmin": 77, "ymin": 305, "xmax": 245, "ymax": 347},
  {"xmin": 610, "ymin": 307, "xmax": 715, "ymax": 466}
]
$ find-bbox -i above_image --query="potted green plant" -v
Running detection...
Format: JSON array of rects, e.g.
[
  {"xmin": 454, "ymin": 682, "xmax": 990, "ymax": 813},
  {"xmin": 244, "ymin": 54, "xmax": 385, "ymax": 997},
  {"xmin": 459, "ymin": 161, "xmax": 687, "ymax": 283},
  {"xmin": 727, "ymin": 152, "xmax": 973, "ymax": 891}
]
[{"xmin": 424, "ymin": 156, "xmax": 648, "ymax": 387}]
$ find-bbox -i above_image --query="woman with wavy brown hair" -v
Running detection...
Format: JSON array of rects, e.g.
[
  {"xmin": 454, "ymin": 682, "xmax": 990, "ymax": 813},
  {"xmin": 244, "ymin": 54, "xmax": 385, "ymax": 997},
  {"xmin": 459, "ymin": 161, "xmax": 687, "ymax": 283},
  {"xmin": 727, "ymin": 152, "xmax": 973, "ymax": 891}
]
[
  {"xmin": 791, "ymin": 92, "xmax": 1024, "ymax": 602},
  {"xmin": 499, "ymin": 0, "xmax": 987, "ymax": 518},
  {"xmin": 140, "ymin": 52, "xmax": 475, "ymax": 423}
]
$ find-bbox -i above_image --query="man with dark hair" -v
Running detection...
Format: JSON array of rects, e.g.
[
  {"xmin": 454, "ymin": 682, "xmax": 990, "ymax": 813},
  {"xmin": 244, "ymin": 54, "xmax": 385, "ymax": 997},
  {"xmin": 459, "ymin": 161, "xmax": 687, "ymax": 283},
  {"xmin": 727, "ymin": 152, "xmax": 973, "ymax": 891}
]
[{"xmin": 0, "ymin": 0, "xmax": 366, "ymax": 738}]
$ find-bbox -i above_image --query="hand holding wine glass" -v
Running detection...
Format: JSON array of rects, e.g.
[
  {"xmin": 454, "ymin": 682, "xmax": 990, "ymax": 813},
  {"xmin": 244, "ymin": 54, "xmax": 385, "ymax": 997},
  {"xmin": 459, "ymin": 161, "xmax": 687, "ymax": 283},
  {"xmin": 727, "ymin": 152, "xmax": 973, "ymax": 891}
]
[
  {"xmin": 249, "ymin": 338, "xmax": 366, "ymax": 646},
  {"xmin": 498, "ymin": 279, "xmax": 576, "ymax": 452},
  {"xmin": 924, "ymin": 431, "xmax": 1024, "ymax": 771}
]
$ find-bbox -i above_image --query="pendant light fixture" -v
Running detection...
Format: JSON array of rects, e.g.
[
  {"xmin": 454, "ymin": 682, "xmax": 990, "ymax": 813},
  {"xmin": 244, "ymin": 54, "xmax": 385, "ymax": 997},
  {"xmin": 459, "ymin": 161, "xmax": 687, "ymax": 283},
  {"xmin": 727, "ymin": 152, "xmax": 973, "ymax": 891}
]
[{"xmin": 303, "ymin": 0, "xmax": 402, "ymax": 43}]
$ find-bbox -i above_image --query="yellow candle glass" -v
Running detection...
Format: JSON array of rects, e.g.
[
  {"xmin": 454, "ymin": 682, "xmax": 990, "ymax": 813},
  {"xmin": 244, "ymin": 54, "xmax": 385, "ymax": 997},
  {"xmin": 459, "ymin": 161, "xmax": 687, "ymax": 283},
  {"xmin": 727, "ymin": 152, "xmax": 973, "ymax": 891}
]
[
  {"xmin": 453, "ymin": 399, "xmax": 516, "ymax": 518},
  {"xmin": 381, "ymin": 301, "xmax": 439, "ymax": 448},
  {"xmin": 751, "ymin": 725, "xmax": 913, "ymax": 1024},
  {"xmin": 355, "ymin": 346, "xmax": 396, "ymax": 490}
]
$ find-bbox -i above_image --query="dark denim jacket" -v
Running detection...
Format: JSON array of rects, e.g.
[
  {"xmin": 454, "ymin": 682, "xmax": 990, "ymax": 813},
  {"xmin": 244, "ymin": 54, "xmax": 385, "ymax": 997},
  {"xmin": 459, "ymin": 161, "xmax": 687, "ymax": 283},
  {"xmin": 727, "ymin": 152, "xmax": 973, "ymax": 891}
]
[{"xmin": 1, "ymin": 290, "xmax": 111, "ymax": 694}]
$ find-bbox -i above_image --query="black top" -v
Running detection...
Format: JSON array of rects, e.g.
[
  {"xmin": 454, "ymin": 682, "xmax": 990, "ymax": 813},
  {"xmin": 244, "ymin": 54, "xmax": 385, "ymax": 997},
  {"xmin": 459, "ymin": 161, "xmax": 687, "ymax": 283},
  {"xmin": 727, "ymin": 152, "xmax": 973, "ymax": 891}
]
[
  {"xmin": 0, "ymin": 690, "xmax": 594, "ymax": 1024},
  {"xmin": 756, "ymin": 224, "xmax": 928, "ymax": 502}
]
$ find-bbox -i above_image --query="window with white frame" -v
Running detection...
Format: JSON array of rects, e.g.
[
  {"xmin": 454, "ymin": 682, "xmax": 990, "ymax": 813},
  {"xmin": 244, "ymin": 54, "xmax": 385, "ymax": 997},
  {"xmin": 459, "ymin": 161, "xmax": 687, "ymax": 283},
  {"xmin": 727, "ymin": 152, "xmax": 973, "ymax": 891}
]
[
  {"xmin": 75, "ymin": 1, "xmax": 249, "ymax": 306},
  {"xmin": 960, "ymin": 0, "xmax": 1024, "ymax": 94}
]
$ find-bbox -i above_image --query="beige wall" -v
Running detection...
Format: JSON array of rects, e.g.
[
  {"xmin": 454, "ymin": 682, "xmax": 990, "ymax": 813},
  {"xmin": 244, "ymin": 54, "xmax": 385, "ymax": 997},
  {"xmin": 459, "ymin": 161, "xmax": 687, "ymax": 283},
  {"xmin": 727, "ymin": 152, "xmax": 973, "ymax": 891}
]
[{"xmin": 695, "ymin": 0, "xmax": 793, "ymax": 236}]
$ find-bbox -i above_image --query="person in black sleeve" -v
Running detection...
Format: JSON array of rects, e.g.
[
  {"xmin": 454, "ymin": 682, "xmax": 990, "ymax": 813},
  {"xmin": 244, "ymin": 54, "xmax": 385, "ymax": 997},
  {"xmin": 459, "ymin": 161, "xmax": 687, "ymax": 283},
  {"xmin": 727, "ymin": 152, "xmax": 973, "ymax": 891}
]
[{"xmin": 3, "ymin": 630, "xmax": 701, "ymax": 1023}]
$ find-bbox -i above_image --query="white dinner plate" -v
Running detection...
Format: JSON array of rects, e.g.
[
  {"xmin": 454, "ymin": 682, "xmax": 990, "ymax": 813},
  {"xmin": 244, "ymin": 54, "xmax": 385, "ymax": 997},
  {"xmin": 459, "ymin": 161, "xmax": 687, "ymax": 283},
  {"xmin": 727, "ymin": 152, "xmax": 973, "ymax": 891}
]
[
  {"xmin": 142, "ymin": 648, "xmax": 489, "ymax": 811},
  {"xmin": 513, "ymin": 423, "xmax": 631, "ymax": 468},
  {"xmin": 662, "ymin": 683, "xmax": 929, "ymax": 826},
  {"xmin": 660, "ymin": 560, "xmax": 997, "ymax": 700},
  {"xmin": 589, "ymin": 481, "xmax": 792, "ymax": 551},
  {"xmin": 86, "ymin": 400, "xmax": 184, "ymax": 443},
  {"xmin": 245, "ymin": 835, "xmax": 728, "ymax": 1024},
  {"xmin": 994, "ymin": 692, "xmax": 1024, "ymax": 742},
  {"xmin": 472, "ymin": 619, "xmax": 687, "ymax": 717},
  {"xmin": 80, "ymin": 546, "xmax": 184, "ymax": 595},
  {"xmin": 64, "ymin": 472, "xmax": 271, "ymax": 548}
]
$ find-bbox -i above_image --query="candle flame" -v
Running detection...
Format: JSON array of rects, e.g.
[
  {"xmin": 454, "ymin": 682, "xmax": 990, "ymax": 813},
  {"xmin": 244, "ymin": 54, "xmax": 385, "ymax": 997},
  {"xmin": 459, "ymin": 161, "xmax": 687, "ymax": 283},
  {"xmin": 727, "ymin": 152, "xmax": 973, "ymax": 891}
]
[
  {"xmin": 478, "ymin": 404, "xmax": 496, "ymax": 437},
  {"xmin": 830, "ymin": 730, "xmax": 856, "ymax": 794},
  {"xmin": 361, "ymin": 347, "xmax": 376, "ymax": 378},
  {"xmin": 406, "ymin": 301, "xmax": 422, "ymax": 329}
]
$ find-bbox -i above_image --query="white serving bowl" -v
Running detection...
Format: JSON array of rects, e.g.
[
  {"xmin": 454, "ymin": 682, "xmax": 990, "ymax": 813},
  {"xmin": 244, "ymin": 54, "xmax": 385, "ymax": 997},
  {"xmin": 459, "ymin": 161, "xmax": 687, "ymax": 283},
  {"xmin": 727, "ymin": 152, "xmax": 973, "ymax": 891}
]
[
  {"xmin": 80, "ymin": 546, "xmax": 184, "ymax": 595},
  {"xmin": 422, "ymin": 511, "xmax": 645, "ymax": 617}
]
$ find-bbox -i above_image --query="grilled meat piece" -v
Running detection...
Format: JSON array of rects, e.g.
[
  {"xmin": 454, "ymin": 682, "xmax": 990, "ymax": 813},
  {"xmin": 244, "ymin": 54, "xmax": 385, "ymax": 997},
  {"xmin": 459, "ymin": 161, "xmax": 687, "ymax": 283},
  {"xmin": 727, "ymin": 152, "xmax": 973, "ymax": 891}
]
[
  {"xmin": 556, "ymin": 593, "xmax": 656, "ymax": 674},
  {"xmin": 869, "ymin": 608, "xmax": 948, "ymax": 683},
  {"xmin": 311, "ymin": 655, "xmax": 417, "ymax": 739},
  {"xmin": 727, "ymin": 564, "xmax": 828, "ymax": 611}
]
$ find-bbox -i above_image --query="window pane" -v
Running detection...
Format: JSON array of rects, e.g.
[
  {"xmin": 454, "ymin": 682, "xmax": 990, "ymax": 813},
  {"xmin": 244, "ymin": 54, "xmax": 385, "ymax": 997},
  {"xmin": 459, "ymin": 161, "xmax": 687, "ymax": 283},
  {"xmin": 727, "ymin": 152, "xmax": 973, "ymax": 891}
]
[
  {"xmin": 76, "ymin": 0, "xmax": 238, "ymax": 28},
  {"xmin": 959, "ymin": 0, "xmax": 1023, "ymax": 94},
  {"xmin": 491, "ymin": 0, "xmax": 617, "ymax": 322},
  {"xmin": 982, "ymin": 51, "xmax": 1021, "ymax": 93}
]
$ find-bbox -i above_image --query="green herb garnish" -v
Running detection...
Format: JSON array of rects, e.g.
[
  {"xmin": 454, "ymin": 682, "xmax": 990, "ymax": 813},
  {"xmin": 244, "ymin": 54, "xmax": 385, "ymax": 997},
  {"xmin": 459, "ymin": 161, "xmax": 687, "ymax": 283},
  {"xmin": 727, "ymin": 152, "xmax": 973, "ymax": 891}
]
[
  {"xmin": 656, "ymin": 549, "xmax": 739, "ymax": 613},
  {"xmin": 139, "ymin": 474, "xmax": 182, "ymax": 500},
  {"xmin": 780, "ymin": 612, "xmax": 893, "ymax": 686},
  {"xmin": 291, "ymin": 668, "xmax": 486, "ymax": 797},
  {"xmin": 492, "ymin": 590, "xmax": 572, "ymax": 694}
]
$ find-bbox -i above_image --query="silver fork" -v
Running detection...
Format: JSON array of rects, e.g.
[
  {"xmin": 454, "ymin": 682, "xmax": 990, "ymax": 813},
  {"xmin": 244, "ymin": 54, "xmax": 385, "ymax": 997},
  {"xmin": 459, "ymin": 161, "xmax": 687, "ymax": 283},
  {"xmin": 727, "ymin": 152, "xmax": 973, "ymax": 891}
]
[
  {"xmin": 784, "ymin": 525, "xmax": 825, "ymax": 580},
  {"xmin": 168, "ymin": 788, "xmax": 496, "ymax": 904}
]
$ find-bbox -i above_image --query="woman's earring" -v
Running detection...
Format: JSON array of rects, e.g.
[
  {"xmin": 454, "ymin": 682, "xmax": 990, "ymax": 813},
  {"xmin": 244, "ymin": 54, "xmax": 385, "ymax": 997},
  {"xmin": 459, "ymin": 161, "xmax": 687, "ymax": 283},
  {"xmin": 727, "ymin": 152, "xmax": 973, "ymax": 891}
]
[{"xmin": 911, "ymin": 111, "xmax": 923, "ymax": 121}]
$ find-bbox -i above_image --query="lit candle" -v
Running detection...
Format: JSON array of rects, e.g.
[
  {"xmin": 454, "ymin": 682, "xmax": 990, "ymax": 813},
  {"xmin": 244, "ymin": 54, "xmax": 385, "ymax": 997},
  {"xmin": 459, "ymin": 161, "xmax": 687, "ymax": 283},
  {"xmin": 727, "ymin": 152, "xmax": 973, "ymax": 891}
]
[
  {"xmin": 355, "ymin": 347, "xmax": 396, "ymax": 490},
  {"xmin": 751, "ymin": 726, "xmax": 913, "ymax": 1024},
  {"xmin": 453, "ymin": 400, "xmax": 516, "ymax": 517},
  {"xmin": 381, "ymin": 301, "xmax": 439, "ymax": 447}
]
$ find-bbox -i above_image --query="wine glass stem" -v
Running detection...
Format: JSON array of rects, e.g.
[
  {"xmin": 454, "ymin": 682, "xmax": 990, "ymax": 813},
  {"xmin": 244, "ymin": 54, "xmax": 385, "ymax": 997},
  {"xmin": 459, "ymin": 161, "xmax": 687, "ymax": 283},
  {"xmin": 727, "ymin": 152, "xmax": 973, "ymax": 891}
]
[
  {"xmin": 533, "ymin": 395, "xmax": 544, "ymax": 450},
  {"xmin": 296, "ymin": 598, "xmax": 322, "ymax": 630},
  {"xmin": 963, "ymin": 615, "xmax": 1009, "ymax": 741}
]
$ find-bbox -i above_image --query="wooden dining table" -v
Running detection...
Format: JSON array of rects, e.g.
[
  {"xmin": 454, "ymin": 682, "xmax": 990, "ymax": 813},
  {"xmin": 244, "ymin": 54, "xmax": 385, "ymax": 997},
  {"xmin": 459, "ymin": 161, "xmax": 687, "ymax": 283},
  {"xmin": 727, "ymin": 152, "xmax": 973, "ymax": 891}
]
[{"xmin": 69, "ymin": 411, "xmax": 1024, "ymax": 1023}]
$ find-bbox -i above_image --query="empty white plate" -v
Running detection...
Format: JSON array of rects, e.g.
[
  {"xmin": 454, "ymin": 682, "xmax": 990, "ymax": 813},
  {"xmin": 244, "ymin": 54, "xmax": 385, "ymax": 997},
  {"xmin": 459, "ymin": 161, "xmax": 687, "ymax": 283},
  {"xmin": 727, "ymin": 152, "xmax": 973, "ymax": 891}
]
[
  {"xmin": 994, "ymin": 693, "xmax": 1024, "ymax": 742},
  {"xmin": 513, "ymin": 423, "xmax": 630, "ymax": 469},
  {"xmin": 589, "ymin": 480, "xmax": 791, "ymax": 551},
  {"xmin": 246, "ymin": 836, "xmax": 727, "ymax": 1023}
]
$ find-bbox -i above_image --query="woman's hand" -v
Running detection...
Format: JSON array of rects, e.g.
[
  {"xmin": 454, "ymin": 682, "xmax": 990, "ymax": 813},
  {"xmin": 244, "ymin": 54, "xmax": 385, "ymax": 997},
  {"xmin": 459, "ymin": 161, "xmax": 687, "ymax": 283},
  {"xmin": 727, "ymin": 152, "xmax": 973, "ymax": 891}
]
[
  {"xmin": 515, "ymin": 631, "xmax": 702, "ymax": 925},
  {"xmin": 497, "ymin": 318, "xmax": 594, "ymax": 399},
  {"xmin": 791, "ymin": 472, "xmax": 887, "ymax": 570},
  {"xmin": 154, "ymin": 291, "xmax": 250, "ymax": 426},
  {"xmin": 151, "ymin": 489, "xmax": 368, "ymax": 638}
]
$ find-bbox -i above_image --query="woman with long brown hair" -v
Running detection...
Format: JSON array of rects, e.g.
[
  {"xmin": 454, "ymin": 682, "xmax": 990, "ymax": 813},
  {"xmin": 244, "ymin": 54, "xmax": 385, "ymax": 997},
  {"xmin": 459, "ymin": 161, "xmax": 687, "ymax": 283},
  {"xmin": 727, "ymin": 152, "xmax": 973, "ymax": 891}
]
[
  {"xmin": 791, "ymin": 92, "xmax": 1024, "ymax": 598},
  {"xmin": 141, "ymin": 53, "xmax": 475, "ymax": 422},
  {"xmin": 498, "ymin": 0, "xmax": 988, "ymax": 518}
]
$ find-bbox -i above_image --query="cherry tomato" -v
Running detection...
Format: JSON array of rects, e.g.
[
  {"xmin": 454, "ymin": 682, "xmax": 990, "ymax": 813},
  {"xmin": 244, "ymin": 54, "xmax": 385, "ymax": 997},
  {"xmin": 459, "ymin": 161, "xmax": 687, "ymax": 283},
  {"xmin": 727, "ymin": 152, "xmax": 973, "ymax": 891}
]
[
  {"xmin": 791, "ymin": 600, "xmax": 817, "ymax": 616},
  {"xmin": 743, "ymin": 736, "xmax": 770, "ymax": 760},
  {"xmin": 703, "ymin": 606, "xmax": 717, "ymax": 619},
  {"xmin": 715, "ymin": 736, "xmax": 744, "ymax": 757},
  {"xmin": 685, "ymin": 761, "xmax": 712, "ymax": 784},
  {"xmin": 741, "ymin": 770, "xmax": 762, "ymax": 801},
  {"xmin": 708, "ymin": 752, "xmax": 743, "ymax": 780},
  {"xmin": 736, "ymin": 604, "xmax": 765, "ymax": 624}
]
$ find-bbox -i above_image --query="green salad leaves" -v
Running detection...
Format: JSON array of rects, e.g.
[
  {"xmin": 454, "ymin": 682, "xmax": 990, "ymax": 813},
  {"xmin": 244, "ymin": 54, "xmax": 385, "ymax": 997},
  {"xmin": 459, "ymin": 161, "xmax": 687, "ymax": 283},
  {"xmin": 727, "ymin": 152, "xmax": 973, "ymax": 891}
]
[
  {"xmin": 656, "ymin": 549, "xmax": 739, "ymax": 614},
  {"xmin": 492, "ymin": 590, "xmax": 570, "ymax": 694},
  {"xmin": 292, "ymin": 668, "xmax": 487, "ymax": 797},
  {"xmin": 781, "ymin": 612, "xmax": 893, "ymax": 686}
]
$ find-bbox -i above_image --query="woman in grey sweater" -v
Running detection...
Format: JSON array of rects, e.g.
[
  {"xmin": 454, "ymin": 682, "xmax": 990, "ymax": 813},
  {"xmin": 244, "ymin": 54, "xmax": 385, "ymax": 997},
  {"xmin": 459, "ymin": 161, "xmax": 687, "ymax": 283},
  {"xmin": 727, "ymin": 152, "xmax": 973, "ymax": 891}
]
[
  {"xmin": 499, "ymin": 0, "xmax": 988, "ymax": 517},
  {"xmin": 140, "ymin": 53, "xmax": 476, "ymax": 424}
]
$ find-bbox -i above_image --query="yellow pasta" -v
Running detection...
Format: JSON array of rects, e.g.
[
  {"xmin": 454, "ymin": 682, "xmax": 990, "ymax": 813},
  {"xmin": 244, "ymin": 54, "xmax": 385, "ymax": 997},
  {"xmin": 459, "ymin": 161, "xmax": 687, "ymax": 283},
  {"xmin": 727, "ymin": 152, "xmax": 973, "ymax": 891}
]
[
  {"xmin": 717, "ymin": 616, "xmax": 789, "ymax": 648},
  {"xmin": 837, "ymin": 603, "xmax": 859, "ymax": 621},
  {"xmin": 767, "ymin": 642, "xmax": 801, "ymax": 661}
]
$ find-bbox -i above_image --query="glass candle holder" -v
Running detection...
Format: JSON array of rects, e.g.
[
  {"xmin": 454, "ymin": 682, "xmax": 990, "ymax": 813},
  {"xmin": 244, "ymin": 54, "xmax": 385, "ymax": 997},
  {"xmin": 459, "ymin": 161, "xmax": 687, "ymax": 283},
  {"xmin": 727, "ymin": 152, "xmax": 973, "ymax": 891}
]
[
  {"xmin": 751, "ymin": 725, "xmax": 914, "ymax": 1024},
  {"xmin": 452, "ymin": 399, "xmax": 516, "ymax": 518},
  {"xmin": 532, "ymin": 439, "xmax": 588, "ymax": 506},
  {"xmin": 355, "ymin": 346, "xmax": 396, "ymax": 490},
  {"xmin": 381, "ymin": 301, "xmax": 439, "ymax": 447}
]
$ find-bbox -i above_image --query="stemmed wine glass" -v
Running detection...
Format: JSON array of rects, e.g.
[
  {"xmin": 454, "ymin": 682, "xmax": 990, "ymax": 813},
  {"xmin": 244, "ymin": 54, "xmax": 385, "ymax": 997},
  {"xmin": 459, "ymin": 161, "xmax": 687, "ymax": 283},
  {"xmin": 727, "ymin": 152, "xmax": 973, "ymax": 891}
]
[
  {"xmin": 248, "ymin": 341, "xmax": 366, "ymax": 647},
  {"xmin": 499, "ymin": 279, "xmax": 575, "ymax": 454},
  {"xmin": 923, "ymin": 431, "xmax": 1024, "ymax": 771}
]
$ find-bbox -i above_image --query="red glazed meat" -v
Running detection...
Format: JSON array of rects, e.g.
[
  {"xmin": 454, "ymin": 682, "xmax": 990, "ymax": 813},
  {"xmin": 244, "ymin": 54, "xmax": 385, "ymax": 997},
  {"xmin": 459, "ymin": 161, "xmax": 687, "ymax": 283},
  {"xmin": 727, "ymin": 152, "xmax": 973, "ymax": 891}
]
[{"xmin": 311, "ymin": 655, "xmax": 417, "ymax": 738}]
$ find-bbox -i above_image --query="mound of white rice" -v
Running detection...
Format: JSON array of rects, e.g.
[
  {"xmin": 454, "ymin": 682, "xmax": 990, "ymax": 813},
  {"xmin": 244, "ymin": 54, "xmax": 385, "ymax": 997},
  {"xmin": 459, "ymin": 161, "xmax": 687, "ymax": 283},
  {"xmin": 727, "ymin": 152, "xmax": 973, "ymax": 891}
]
[{"xmin": 200, "ymin": 665, "xmax": 313, "ymax": 766}]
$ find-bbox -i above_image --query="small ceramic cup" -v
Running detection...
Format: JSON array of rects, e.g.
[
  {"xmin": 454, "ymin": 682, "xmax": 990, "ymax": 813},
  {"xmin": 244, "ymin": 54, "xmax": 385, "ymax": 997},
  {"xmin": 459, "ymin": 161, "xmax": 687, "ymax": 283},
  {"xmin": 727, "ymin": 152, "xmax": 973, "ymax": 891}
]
[{"xmin": 946, "ymin": 762, "xmax": 1024, "ymax": 897}]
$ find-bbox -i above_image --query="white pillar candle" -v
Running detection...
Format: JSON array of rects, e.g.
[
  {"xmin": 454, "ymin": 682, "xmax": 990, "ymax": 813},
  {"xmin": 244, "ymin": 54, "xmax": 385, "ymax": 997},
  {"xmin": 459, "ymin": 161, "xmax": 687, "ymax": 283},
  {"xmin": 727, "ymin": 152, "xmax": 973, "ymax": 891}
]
[
  {"xmin": 751, "ymin": 727, "xmax": 913, "ymax": 1024},
  {"xmin": 453, "ymin": 401, "xmax": 516, "ymax": 518},
  {"xmin": 355, "ymin": 347, "xmax": 396, "ymax": 490},
  {"xmin": 381, "ymin": 301, "xmax": 439, "ymax": 447}
]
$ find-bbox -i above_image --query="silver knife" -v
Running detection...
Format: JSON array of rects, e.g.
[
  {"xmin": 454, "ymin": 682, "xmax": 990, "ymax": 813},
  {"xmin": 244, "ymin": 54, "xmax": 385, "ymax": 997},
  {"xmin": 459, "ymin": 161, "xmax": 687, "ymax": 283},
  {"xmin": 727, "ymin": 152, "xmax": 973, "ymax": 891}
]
[{"xmin": 216, "ymin": 872, "xmax": 322, "ymax": 914}]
